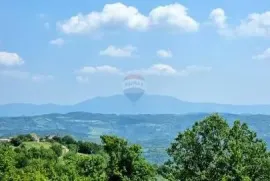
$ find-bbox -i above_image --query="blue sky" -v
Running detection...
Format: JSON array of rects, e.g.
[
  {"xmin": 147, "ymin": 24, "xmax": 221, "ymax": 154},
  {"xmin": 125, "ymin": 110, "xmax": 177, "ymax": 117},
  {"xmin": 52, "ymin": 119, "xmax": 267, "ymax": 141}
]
[{"xmin": 0, "ymin": 0, "xmax": 270, "ymax": 105}]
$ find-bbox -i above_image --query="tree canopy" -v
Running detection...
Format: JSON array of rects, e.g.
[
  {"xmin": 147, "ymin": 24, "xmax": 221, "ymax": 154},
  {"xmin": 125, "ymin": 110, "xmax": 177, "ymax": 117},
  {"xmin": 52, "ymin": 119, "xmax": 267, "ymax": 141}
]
[{"xmin": 159, "ymin": 114, "xmax": 270, "ymax": 181}]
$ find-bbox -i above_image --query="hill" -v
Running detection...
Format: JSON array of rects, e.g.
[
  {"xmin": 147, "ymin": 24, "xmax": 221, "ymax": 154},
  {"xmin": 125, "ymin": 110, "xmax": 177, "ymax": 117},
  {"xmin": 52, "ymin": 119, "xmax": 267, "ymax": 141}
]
[
  {"xmin": 1, "ymin": 94, "xmax": 270, "ymax": 116},
  {"xmin": 1, "ymin": 112, "xmax": 270, "ymax": 163}
]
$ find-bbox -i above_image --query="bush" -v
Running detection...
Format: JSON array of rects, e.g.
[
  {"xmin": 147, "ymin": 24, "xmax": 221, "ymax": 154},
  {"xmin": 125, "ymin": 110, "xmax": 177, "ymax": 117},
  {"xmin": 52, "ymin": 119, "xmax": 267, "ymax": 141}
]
[
  {"xmin": 77, "ymin": 141, "xmax": 102, "ymax": 154},
  {"xmin": 10, "ymin": 137, "xmax": 22, "ymax": 147},
  {"xmin": 51, "ymin": 144, "xmax": 63, "ymax": 157}
]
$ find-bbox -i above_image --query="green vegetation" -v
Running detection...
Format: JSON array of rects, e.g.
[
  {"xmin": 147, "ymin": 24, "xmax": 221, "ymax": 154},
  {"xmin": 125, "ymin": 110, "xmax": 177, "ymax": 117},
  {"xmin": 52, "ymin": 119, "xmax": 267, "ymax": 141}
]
[
  {"xmin": 0, "ymin": 133, "xmax": 155, "ymax": 180},
  {"xmin": 22, "ymin": 142, "xmax": 52, "ymax": 149},
  {"xmin": 1, "ymin": 114, "xmax": 270, "ymax": 180}
]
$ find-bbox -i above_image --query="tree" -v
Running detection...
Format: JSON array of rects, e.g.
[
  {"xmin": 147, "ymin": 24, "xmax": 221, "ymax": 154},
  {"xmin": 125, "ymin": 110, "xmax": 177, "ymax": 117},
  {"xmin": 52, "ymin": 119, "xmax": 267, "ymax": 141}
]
[
  {"xmin": 0, "ymin": 145, "xmax": 16, "ymax": 180},
  {"xmin": 101, "ymin": 135, "xmax": 156, "ymax": 181},
  {"xmin": 77, "ymin": 141, "xmax": 102, "ymax": 154},
  {"xmin": 10, "ymin": 137, "xmax": 22, "ymax": 147},
  {"xmin": 51, "ymin": 144, "xmax": 63, "ymax": 157},
  {"xmin": 77, "ymin": 154, "xmax": 107, "ymax": 180},
  {"xmin": 160, "ymin": 114, "xmax": 270, "ymax": 181},
  {"xmin": 61, "ymin": 135, "xmax": 76, "ymax": 145}
]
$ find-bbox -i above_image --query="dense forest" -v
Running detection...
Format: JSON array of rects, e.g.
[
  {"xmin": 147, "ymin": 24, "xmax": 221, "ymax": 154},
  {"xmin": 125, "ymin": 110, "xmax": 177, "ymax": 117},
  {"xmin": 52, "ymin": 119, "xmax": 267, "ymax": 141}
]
[{"xmin": 1, "ymin": 114, "xmax": 270, "ymax": 180}]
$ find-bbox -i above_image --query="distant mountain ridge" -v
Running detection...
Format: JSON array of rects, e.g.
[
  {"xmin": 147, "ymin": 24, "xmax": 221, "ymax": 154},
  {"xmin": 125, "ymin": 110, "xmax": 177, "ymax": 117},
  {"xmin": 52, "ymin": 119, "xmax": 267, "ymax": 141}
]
[{"xmin": 1, "ymin": 94, "xmax": 270, "ymax": 117}]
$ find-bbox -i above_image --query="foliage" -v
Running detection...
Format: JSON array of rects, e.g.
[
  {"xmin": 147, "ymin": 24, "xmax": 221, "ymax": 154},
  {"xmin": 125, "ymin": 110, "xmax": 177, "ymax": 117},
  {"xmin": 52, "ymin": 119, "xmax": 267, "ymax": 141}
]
[
  {"xmin": 10, "ymin": 137, "xmax": 22, "ymax": 147},
  {"xmin": 101, "ymin": 135, "xmax": 156, "ymax": 181},
  {"xmin": 51, "ymin": 143, "xmax": 63, "ymax": 157},
  {"xmin": 1, "ymin": 114, "xmax": 270, "ymax": 180},
  {"xmin": 77, "ymin": 141, "xmax": 102, "ymax": 154},
  {"xmin": 159, "ymin": 114, "xmax": 270, "ymax": 181},
  {"xmin": 0, "ymin": 134, "xmax": 157, "ymax": 181}
]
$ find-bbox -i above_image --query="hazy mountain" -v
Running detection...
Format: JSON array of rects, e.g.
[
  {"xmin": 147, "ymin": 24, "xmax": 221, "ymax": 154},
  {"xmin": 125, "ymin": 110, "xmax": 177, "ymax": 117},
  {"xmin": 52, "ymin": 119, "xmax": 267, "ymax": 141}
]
[{"xmin": 1, "ymin": 94, "xmax": 270, "ymax": 116}]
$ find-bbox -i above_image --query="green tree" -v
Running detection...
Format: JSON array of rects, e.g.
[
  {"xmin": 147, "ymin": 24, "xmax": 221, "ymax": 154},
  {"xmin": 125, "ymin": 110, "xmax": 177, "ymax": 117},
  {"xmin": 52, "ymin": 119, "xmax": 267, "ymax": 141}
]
[
  {"xmin": 77, "ymin": 141, "xmax": 102, "ymax": 154},
  {"xmin": 77, "ymin": 154, "xmax": 107, "ymax": 180},
  {"xmin": 10, "ymin": 137, "xmax": 22, "ymax": 147},
  {"xmin": 160, "ymin": 114, "xmax": 270, "ymax": 181},
  {"xmin": 101, "ymin": 135, "xmax": 156, "ymax": 181},
  {"xmin": 51, "ymin": 144, "xmax": 63, "ymax": 157},
  {"xmin": 61, "ymin": 135, "xmax": 76, "ymax": 145},
  {"xmin": 0, "ymin": 145, "xmax": 16, "ymax": 180}
]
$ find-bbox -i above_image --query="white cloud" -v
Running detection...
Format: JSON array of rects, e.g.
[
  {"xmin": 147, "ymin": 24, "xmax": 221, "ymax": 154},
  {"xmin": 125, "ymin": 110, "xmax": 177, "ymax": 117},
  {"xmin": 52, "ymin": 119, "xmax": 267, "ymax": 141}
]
[
  {"xmin": 59, "ymin": 3, "xmax": 149, "ymax": 34},
  {"xmin": 209, "ymin": 8, "xmax": 227, "ymax": 29},
  {"xmin": 77, "ymin": 65, "xmax": 121, "ymax": 74},
  {"xmin": 180, "ymin": 65, "xmax": 212, "ymax": 76},
  {"xmin": 209, "ymin": 9, "xmax": 270, "ymax": 37},
  {"xmin": 100, "ymin": 45, "xmax": 137, "ymax": 57},
  {"xmin": 145, "ymin": 64, "xmax": 177, "ymax": 75},
  {"xmin": 235, "ymin": 12, "xmax": 270, "ymax": 37},
  {"xmin": 58, "ymin": 3, "xmax": 199, "ymax": 34},
  {"xmin": 130, "ymin": 64, "xmax": 211, "ymax": 76},
  {"xmin": 252, "ymin": 48, "xmax": 270, "ymax": 60},
  {"xmin": 75, "ymin": 65, "xmax": 122, "ymax": 83},
  {"xmin": 149, "ymin": 3, "xmax": 199, "ymax": 32},
  {"xmin": 157, "ymin": 49, "xmax": 173, "ymax": 58},
  {"xmin": 32, "ymin": 75, "xmax": 54, "ymax": 82},
  {"xmin": 75, "ymin": 64, "xmax": 211, "ymax": 83},
  {"xmin": 0, "ymin": 52, "xmax": 24, "ymax": 66},
  {"xmin": 49, "ymin": 38, "xmax": 65, "ymax": 46}
]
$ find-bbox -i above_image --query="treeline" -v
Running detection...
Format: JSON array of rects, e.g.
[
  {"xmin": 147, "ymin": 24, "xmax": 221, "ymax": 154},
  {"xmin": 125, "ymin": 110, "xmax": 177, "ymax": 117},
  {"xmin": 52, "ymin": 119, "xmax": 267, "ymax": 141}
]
[{"xmin": 1, "ymin": 114, "xmax": 270, "ymax": 180}]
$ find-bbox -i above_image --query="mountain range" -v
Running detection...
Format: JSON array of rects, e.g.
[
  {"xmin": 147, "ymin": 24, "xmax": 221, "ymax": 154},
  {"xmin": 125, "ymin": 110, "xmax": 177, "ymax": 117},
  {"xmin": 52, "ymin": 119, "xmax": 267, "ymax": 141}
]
[{"xmin": 1, "ymin": 94, "xmax": 270, "ymax": 117}]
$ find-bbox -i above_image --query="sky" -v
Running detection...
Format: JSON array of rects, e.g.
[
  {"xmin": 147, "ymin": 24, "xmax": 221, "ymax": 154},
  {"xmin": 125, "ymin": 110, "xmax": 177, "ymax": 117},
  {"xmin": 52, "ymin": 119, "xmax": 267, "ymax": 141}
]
[{"xmin": 0, "ymin": 0, "xmax": 270, "ymax": 105}]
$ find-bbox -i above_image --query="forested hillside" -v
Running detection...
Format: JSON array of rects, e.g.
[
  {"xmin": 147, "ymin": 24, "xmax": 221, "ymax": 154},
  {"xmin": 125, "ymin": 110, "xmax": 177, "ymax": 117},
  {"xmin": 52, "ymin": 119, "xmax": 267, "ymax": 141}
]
[
  {"xmin": 2, "ymin": 113, "xmax": 270, "ymax": 164},
  {"xmin": 1, "ymin": 114, "xmax": 270, "ymax": 180}
]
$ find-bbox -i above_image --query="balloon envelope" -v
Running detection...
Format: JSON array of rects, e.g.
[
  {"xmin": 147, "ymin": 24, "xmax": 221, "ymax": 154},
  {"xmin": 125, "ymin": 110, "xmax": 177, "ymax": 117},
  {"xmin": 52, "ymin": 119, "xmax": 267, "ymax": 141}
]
[{"xmin": 123, "ymin": 74, "xmax": 145, "ymax": 103}]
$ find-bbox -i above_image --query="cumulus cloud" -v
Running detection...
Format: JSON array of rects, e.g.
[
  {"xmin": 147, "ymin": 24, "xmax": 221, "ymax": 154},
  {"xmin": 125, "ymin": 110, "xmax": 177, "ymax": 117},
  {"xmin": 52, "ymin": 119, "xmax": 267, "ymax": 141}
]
[
  {"xmin": 0, "ymin": 52, "xmax": 24, "ymax": 66},
  {"xmin": 235, "ymin": 12, "xmax": 270, "ymax": 37},
  {"xmin": 58, "ymin": 3, "xmax": 199, "ymax": 34},
  {"xmin": 149, "ymin": 3, "xmax": 199, "ymax": 32},
  {"xmin": 252, "ymin": 48, "xmax": 270, "ymax": 60},
  {"xmin": 145, "ymin": 64, "xmax": 177, "ymax": 75},
  {"xmin": 209, "ymin": 8, "xmax": 227, "ymax": 29},
  {"xmin": 59, "ymin": 3, "xmax": 149, "ymax": 34},
  {"xmin": 100, "ymin": 45, "xmax": 137, "ymax": 57},
  {"xmin": 49, "ymin": 38, "xmax": 65, "ymax": 46},
  {"xmin": 157, "ymin": 49, "xmax": 173, "ymax": 58},
  {"xmin": 75, "ymin": 64, "xmax": 211, "ymax": 83},
  {"xmin": 209, "ymin": 9, "xmax": 270, "ymax": 37}
]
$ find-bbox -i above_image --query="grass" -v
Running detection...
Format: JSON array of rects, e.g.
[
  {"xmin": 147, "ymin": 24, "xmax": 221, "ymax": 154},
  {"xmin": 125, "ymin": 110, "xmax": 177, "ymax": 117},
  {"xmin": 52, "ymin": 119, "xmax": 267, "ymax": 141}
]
[
  {"xmin": 22, "ymin": 141, "xmax": 70, "ymax": 159},
  {"xmin": 22, "ymin": 141, "xmax": 52, "ymax": 149}
]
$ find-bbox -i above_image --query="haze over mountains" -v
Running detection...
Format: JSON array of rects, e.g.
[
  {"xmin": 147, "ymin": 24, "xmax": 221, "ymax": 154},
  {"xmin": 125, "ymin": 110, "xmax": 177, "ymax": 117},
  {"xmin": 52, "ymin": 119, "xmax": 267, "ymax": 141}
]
[{"xmin": 1, "ymin": 94, "xmax": 270, "ymax": 117}]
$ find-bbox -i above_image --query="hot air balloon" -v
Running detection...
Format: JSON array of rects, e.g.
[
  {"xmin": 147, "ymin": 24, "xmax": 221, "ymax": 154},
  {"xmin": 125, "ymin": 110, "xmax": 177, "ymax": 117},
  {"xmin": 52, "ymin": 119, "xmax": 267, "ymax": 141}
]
[{"xmin": 123, "ymin": 74, "xmax": 145, "ymax": 103}]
